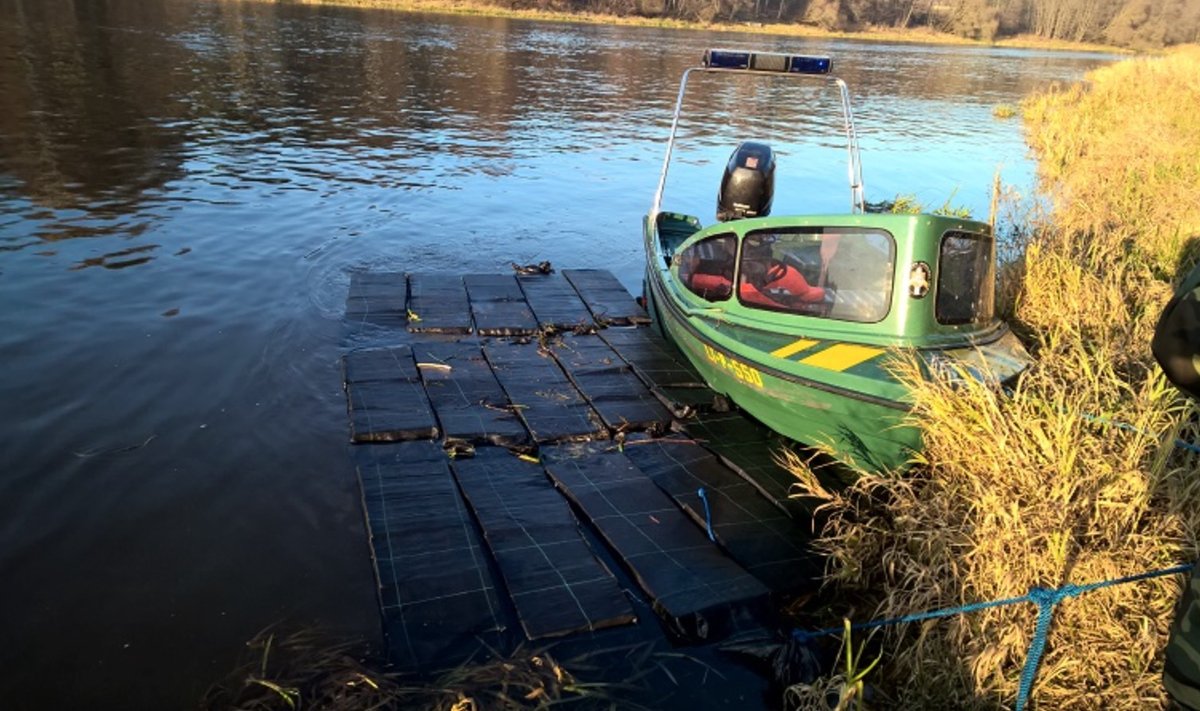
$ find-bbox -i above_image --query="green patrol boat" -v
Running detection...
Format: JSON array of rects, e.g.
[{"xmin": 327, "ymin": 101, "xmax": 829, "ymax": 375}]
[{"xmin": 642, "ymin": 49, "xmax": 1033, "ymax": 472}]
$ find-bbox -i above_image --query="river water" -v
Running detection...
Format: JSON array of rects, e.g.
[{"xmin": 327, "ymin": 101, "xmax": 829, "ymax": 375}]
[{"xmin": 0, "ymin": 1, "xmax": 1115, "ymax": 707}]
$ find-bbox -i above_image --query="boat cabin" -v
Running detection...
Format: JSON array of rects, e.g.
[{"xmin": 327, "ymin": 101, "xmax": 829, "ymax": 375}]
[{"xmin": 655, "ymin": 210, "xmax": 1003, "ymax": 349}]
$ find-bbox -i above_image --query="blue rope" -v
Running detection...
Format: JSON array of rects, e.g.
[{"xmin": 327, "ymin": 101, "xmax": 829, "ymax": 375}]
[
  {"xmin": 1017, "ymin": 585, "xmax": 1076, "ymax": 711},
  {"xmin": 792, "ymin": 563, "xmax": 1193, "ymax": 710},
  {"xmin": 997, "ymin": 388, "xmax": 1200, "ymax": 455},
  {"xmin": 697, "ymin": 487, "xmax": 716, "ymax": 542},
  {"xmin": 1084, "ymin": 413, "xmax": 1200, "ymax": 455}
]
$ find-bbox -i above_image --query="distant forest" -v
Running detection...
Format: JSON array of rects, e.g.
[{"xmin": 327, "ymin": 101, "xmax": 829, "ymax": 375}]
[{"xmin": 501, "ymin": 0, "xmax": 1200, "ymax": 48}]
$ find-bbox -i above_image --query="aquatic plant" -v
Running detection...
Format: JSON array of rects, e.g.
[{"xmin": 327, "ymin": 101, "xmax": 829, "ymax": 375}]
[
  {"xmin": 786, "ymin": 46, "xmax": 1200, "ymax": 709},
  {"xmin": 991, "ymin": 103, "xmax": 1017, "ymax": 119},
  {"xmin": 784, "ymin": 618, "xmax": 879, "ymax": 711},
  {"xmin": 864, "ymin": 193, "xmax": 972, "ymax": 219},
  {"xmin": 201, "ymin": 628, "xmax": 612, "ymax": 710},
  {"xmin": 201, "ymin": 629, "xmax": 406, "ymax": 710}
]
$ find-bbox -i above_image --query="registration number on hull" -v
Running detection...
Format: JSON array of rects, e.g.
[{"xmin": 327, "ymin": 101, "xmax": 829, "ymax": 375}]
[{"xmin": 702, "ymin": 343, "xmax": 764, "ymax": 389}]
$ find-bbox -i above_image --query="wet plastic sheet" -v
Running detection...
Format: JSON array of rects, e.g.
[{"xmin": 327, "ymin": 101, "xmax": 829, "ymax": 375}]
[
  {"xmin": 680, "ymin": 411, "xmax": 802, "ymax": 516},
  {"xmin": 541, "ymin": 443, "xmax": 768, "ymax": 639},
  {"xmin": 542, "ymin": 618, "xmax": 776, "ymax": 709},
  {"xmin": 464, "ymin": 273, "xmax": 538, "ymax": 336},
  {"xmin": 450, "ymin": 447, "xmax": 636, "ymax": 640},
  {"xmin": 548, "ymin": 333, "xmax": 673, "ymax": 434},
  {"xmin": 411, "ymin": 340, "xmax": 530, "ymax": 448},
  {"xmin": 343, "ymin": 346, "xmax": 439, "ymax": 442},
  {"xmin": 620, "ymin": 436, "xmax": 820, "ymax": 592},
  {"xmin": 355, "ymin": 441, "xmax": 506, "ymax": 672},
  {"xmin": 562, "ymin": 269, "xmax": 650, "ymax": 326},
  {"xmin": 597, "ymin": 327, "xmax": 718, "ymax": 414},
  {"xmin": 517, "ymin": 272, "xmax": 595, "ymax": 330},
  {"xmin": 408, "ymin": 273, "xmax": 472, "ymax": 334},
  {"xmin": 597, "ymin": 327, "xmax": 706, "ymax": 387},
  {"xmin": 653, "ymin": 386, "xmax": 725, "ymax": 416},
  {"xmin": 345, "ymin": 271, "xmax": 408, "ymax": 329},
  {"xmin": 482, "ymin": 340, "xmax": 606, "ymax": 443}
]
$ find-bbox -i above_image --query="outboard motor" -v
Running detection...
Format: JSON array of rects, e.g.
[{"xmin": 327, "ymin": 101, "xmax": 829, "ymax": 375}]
[{"xmin": 717, "ymin": 142, "xmax": 775, "ymax": 222}]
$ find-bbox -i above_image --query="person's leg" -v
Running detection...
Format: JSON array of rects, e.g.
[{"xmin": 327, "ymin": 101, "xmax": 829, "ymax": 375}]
[{"xmin": 1165, "ymin": 566, "xmax": 1200, "ymax": 710}]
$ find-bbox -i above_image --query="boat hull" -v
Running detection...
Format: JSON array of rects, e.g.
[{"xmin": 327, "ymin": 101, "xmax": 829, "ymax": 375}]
[{"xmin": 645, "ymin": 264, "xmax": 919, "ymax": 472}]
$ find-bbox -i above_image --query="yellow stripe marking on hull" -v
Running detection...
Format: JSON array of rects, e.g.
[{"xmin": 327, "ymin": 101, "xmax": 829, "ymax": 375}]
[
  {"xmin": 799, "ymin": 343, "xmax": 885, "ymax": 372},
  {"xmin": 770, "ymin": 338, "xmax": 819, "ymax": 359}
]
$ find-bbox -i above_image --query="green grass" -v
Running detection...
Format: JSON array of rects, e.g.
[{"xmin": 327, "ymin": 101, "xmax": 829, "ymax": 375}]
[
  {"xmin": 784, "ymin": 618, "xmax": 879, "ymax": 710},
  {"xmin": 865, "ymin": 192, "xmax": 973, "ymax": 219}
]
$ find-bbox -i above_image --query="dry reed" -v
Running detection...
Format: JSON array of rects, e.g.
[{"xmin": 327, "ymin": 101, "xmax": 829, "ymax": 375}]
[
  {"xmin": 787, "ymin": 46, "xmax": 1200, "ymax": 709},
  {"xmin": 202, "ymin": 628, "xmax": 607, "ymax": 710},
  {"xmin": 991, "ymin": 104, "xmax": 1017, "ymax": 119}
]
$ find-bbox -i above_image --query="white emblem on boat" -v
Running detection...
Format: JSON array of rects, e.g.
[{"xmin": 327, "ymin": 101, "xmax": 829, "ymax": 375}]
[{"xmin": 909, "ymin": 262, "xmax": 931, "ymax": 299}]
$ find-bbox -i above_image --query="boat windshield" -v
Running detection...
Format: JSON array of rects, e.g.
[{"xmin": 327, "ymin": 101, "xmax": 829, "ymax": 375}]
[
  {"xmin": 677, "ymin": 232, "xmax": 737, "ymax": 302},
  {"xmin": 936, "ymin": 230, "xmax": 995, "ymax": 325},
  {"xmin": 738, "ymin": 228, "xmax": 894, "ymax": 323}
]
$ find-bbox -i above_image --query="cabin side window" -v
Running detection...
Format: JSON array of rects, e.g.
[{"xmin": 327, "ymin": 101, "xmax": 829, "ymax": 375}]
[
  {"xmin": 678, "ymin": 233, "xmax": 736, "ymax": 302},
  {"xmin": 739, "ymin": 228, "xmax": 894, "ymax": 323},
  {"xmin": 936, "ymin": 231, "xmax": 995, "ymax": 325}
]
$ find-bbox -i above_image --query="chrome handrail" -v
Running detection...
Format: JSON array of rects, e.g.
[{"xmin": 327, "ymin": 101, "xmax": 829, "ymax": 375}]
[{"xmin": 649, "ymin": 58, "xmax": 866, "ymax": 228}]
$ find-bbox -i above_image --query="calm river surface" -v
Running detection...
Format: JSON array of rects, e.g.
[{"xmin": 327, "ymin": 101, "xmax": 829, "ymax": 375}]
[{"xmin": 0, "ymin": 1, "xmax": 1115, "ymax": 707}]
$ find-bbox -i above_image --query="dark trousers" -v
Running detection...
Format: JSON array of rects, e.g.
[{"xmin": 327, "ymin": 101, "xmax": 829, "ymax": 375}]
[{"xmin": 1167, "ymin": 565, "xmax": 1200, "ymax": 710}]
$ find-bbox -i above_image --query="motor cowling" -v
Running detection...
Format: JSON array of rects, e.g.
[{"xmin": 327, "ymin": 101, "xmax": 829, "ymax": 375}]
[{"xmin": 717, "ymin": 141, "xmax": 775, "ymax": 222}]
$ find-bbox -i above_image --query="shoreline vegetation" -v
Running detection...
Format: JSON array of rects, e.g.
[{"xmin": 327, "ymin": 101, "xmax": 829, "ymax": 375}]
[
  {"xmin": 263, "ymin": 0, "xmax": 1130, "ymax": 53},
  {"xmin": 788, "ymin": 44, "xmax": 1200, "ymax": 708}
]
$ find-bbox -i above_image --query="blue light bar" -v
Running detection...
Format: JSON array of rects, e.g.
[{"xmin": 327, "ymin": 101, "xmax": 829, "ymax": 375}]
[
  {"xmin": 788, "ymin": 55, "xmax": 832, "ymax": 74},
  {"xmin": 702, "ymin": 49, "xmax": 832, "ymax": 75}
]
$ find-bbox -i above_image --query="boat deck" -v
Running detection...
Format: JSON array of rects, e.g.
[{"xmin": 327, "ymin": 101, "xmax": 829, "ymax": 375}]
[{"xmin": 341, "ymin": 268, "xmax": 826, "ymax": 699}]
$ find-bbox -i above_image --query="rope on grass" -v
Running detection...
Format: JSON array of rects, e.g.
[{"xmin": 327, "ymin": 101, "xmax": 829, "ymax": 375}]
[
  {"xmin": 792, "ymin": 563, "xmax": 1194, "ymax": 710},
  {"xmin": 996, "ymin": 389, "xmax": 1200, "ymax": 455},
  {"xmin": 1083, "ymin": 413, "xmax": 1200, "ymax": 455}
]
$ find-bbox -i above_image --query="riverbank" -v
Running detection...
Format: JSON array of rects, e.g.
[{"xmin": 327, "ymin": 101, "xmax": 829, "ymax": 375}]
[
  {"xmin": 260, "ymin": 0, "xmax": 1127, "ymax": 54},
  {"xmin": 791, "ymin": 45, "xmax": 1200, "ymax": 709}
]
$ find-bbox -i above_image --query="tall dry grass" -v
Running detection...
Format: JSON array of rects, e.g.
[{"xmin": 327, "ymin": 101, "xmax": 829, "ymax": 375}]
[
  {"xmin": 1021, "ymin": 46, "xmax": 1200, "ymax": 280},
  {"xmin": 791, "ymin": 46, "xmax": 1200, "ymax": 709},
  {"xmin": 203, "ymin": 628, "xmax": 605, "ymax": 710}
]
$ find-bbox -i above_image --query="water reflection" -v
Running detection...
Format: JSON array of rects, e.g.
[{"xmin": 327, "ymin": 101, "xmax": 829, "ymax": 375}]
[
  {"xmin": 0, "ymin": 0, "xmax": 1116, "ymax": 255},
  {"xmin": 69, "ymin": 242, "xmax": 159, "ymax": 270}
]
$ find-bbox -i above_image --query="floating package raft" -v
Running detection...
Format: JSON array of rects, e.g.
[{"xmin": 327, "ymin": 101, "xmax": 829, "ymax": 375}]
[{"xmin": 341, "ymin": 268, "xmax": 825, "ymax": 703}]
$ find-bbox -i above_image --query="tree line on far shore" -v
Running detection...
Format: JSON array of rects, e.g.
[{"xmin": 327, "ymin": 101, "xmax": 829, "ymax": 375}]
[{"xmin": 504, "ymin": 0, "xmax": 1200, "ymax": 48}]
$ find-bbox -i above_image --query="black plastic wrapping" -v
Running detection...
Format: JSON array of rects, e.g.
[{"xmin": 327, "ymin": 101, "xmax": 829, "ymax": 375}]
[
  {"xmin": 562, "ymin": 269, "xmax": 650, "ymax": 326},
  {"xmin": 482, "ymin": 339, "xmax": 607, "ymax": 443},
  {"xmin": 412, "ymin": 340, "xmax": 530, "ymax": 448},
  {"xmin": 451, "ymin": 447, "xmax": 635, "ymax": 640},
  {"xmin": 408, "ymin": 273, "xmax": 473, "ymax": 334},
  {"xmin": 548, "ymin": 333, "xmax": 674, "ymax": 434},
  {"xmin": 464, "ymin": 273, "xmax": 538, "ymax": 336},
  {"xmin": 542, "ymin": 443, "xmax": 768, "ymax": 641},
  {"xmin": 621, "ymin": 435, "xmax": 820, "ymax": 592},
  {"xmin": 517, "ymin": 272, "xmax": 596, "ymax": 331},
  {"xmin": 342, "ymin": 346, "xmax": 438, "ymax": 442},
  {"xmin": 345, "ymin": 271, "xmax": 409, "ymax": 329},
  {"xmin": 355, "ymin": 441, "xmax": 507, "ymax": 672}
]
